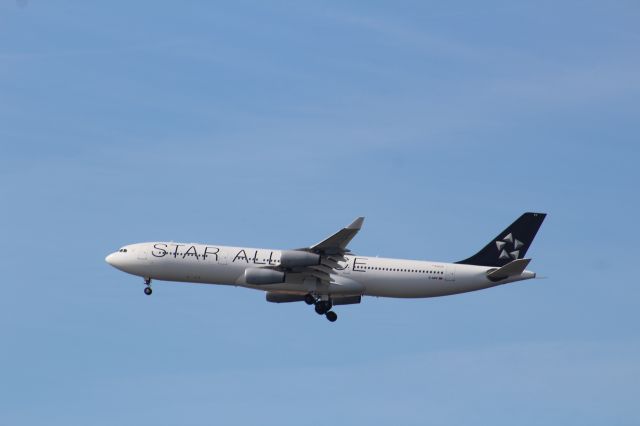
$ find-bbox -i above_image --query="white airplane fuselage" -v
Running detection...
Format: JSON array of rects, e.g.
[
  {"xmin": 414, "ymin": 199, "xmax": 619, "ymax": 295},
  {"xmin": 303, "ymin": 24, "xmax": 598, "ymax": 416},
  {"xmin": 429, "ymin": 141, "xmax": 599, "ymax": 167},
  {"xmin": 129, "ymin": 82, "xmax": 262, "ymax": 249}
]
[{"xmin": 105, "ymin": 242, "xmax": 536, "ymax": 299}]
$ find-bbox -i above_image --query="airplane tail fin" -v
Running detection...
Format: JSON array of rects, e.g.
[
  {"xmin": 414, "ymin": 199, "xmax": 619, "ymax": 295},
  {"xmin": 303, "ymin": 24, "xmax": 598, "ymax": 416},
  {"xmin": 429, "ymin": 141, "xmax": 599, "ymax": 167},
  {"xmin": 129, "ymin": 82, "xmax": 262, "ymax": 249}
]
[{"xmin": 456, "ymin": 212, "xmax": 546, "ymax": 267}]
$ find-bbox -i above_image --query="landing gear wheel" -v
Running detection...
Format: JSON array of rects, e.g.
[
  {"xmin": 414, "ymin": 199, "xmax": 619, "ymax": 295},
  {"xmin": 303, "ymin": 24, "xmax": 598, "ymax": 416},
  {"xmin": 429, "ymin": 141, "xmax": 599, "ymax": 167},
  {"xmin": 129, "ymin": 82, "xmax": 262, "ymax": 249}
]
[
  {"xmin": 144, "ymin": 287, "xmax": 152, "ymax": 296},
  {"xmin": 304, "ymin": 294, "xmax": 316, "ymax": 305},
  {"xmin": 314, "ymin": 301, "xmax": 332, "ymax": 315},
  {"xmin": 325, "ymin": 311, "xmax": 338, "ymax": 322},
  {"xmin": 315, "ymin": 303, "xmax": 327, "ymax": 315}
]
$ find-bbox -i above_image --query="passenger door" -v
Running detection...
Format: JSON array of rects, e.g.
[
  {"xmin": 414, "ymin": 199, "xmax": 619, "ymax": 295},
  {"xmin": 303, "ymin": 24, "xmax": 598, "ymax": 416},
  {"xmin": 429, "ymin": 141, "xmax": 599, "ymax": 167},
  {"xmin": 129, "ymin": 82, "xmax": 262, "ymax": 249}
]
[
  {"xmin": 445, "ymin": 264, "xmax": 456, "ymax": 281},
  {"xmin": 137, "ymin": 246, "xmax": 148, "ymax": 262}
]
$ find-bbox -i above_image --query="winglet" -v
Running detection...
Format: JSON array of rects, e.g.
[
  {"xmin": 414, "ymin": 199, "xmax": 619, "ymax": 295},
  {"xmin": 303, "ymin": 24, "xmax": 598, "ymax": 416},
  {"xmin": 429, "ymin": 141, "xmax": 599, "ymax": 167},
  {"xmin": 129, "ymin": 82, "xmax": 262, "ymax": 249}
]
[{"xmin": 347, "ymin": 217, "xmax": 365, "ymax": 230}]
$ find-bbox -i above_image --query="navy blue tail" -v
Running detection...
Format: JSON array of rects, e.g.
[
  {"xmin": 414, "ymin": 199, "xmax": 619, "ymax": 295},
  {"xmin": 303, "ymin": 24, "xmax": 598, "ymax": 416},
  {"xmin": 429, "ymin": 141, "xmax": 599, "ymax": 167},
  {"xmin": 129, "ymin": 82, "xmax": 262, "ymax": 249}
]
[{"xmin": 456, "ymin": 212, "xmax": 547, "ymax": 267}]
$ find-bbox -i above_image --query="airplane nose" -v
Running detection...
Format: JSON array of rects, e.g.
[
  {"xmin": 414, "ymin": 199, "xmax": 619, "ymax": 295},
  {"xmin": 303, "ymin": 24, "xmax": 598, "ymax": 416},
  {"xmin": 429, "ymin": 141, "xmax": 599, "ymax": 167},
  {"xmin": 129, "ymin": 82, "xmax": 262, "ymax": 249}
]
[{"xmin": 105, "ymin": 253, "xmax": 117, "ymax": 266}]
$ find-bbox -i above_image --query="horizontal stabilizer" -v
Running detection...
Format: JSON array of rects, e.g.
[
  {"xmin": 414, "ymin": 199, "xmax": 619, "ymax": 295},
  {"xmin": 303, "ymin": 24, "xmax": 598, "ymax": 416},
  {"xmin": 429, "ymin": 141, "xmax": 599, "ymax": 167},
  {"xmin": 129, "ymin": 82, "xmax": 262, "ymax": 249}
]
[{"xmin": 487, "ymin": 258, "xmax": 531, "ymax": 282}]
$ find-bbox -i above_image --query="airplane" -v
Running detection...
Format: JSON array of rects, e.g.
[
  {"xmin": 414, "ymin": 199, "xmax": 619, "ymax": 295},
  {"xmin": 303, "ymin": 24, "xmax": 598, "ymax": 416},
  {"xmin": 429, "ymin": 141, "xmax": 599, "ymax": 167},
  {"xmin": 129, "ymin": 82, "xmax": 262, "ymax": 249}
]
[{"xmin": 105, "ymin": 212, "xmax": 546, "ymax": 322}]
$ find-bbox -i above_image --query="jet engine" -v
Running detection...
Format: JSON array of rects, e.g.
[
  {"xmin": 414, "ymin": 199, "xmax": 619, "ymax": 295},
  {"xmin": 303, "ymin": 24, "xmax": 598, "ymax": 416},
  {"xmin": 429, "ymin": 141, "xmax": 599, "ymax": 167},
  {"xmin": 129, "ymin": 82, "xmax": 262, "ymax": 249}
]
[
  {"xmin": 279, "ymin": 250, "xmax": 321, "ymax": 268},
  {"xmin": 244, "ymin": 268, "xmax": 285, "ymax": 285}
]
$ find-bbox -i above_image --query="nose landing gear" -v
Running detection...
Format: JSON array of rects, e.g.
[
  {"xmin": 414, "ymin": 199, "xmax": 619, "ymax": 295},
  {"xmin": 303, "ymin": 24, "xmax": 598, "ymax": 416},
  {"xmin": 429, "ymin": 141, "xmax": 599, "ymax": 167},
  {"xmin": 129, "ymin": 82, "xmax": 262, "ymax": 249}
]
[{"xmin": 144, "ymin": 278, "xmax": 152, "ymax": 296}]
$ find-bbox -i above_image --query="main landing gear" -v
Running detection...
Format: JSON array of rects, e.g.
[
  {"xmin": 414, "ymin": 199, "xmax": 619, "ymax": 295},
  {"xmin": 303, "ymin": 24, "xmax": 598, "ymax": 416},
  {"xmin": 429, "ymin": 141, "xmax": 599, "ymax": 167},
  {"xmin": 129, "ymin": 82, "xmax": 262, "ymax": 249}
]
[
  {"xmin": 143, "ymin": 277, "xmax": 152, "ymax": 296},
  {"xmin": 306, "ymin": 294, "xmax": 338, "ymax": 322}
]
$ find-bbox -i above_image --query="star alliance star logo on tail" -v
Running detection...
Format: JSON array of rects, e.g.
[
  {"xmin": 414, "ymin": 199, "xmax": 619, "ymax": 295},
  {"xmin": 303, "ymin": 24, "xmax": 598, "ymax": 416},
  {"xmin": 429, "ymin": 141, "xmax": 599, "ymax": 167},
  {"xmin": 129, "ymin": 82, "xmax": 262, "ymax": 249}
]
[{"xmin": 496, "ymin": 233, "xmax": 524, "ymax": 260}]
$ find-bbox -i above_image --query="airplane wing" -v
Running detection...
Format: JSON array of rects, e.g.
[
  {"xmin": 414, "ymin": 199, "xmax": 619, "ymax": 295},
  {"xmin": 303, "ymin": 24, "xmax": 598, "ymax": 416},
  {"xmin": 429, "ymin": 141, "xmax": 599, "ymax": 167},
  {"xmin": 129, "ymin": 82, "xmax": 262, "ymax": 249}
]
[
  {"xmin": 293, "ymin": 217, "xmax": 364, "ymax": 282},
  {"xmin": 252, "ymin": 218, "xmax": 365, "ymax": 301},
  {"xmin": 308, "ymin": 216, "xmax": 364, "ymax": 255}
]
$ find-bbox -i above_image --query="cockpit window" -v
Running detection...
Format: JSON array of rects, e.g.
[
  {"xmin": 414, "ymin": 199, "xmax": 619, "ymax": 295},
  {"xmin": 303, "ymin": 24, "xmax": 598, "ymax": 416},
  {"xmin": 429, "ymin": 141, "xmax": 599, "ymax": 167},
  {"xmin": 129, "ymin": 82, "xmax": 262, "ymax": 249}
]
[{"xmin": 119, "ymin": 248, "xmax": 128, "ymax": 253}]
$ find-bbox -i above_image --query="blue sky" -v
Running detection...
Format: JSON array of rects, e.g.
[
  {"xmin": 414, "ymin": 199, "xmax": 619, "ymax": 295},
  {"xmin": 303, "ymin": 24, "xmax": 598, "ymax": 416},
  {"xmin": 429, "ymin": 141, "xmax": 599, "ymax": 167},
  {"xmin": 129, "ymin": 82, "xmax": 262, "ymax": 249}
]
[{"xmin": 1, "ymin": 1, "xmax": 639, "ymax": 425}]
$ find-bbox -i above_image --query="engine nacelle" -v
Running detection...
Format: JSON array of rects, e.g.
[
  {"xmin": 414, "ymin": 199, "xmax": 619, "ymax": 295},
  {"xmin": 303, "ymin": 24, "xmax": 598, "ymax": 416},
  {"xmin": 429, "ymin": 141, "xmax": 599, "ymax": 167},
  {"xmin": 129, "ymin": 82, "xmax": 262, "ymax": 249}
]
[
  {"xmin": 244, "ymin": 268, "xmax": 285, "ymax": 285},
  {"xmin": 279, "ymin": 250, "xmax": 321, "ymax": 268}
]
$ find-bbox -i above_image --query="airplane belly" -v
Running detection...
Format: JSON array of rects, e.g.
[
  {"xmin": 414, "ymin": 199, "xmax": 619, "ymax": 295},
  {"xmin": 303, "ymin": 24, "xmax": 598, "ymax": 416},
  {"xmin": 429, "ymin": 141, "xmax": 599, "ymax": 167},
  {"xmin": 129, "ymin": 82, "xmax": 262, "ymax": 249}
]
[
  {"xmin": 149, "ymin": 258, "xmax": 242, "ymax": 285},
  {"xmin": 361, "ymin": 271, "xmax": 493, "ymax": 298}
]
